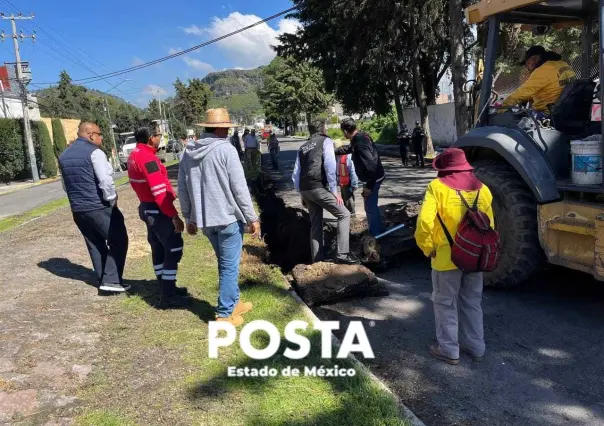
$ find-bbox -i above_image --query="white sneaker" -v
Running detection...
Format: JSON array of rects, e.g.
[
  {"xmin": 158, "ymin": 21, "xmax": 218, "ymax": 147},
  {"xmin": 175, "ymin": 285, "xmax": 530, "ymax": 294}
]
[{"xmin": 99, "ymin": 283, "xmax": 131, "ymax": 293}]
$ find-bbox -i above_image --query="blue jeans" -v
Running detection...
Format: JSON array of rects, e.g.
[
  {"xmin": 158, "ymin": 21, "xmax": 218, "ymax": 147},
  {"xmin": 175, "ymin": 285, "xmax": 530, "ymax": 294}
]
[
  {"xmin": 202, "ymin": 221, "xmax": 244, "ymax": 317},
  {"xmin": 365, "ymin": 181, "xmax": 384, "ymax": 237}
]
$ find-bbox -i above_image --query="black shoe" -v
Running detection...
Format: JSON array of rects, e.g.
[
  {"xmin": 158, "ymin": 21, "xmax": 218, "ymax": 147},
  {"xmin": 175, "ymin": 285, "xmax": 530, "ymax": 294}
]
[
  {"xmin": 335, "ymin": 253, "xmax": 361, "ymax": 265},
  {"xmin": 174, "ymin": 286, "xmax": 189, "ymax": 297}
]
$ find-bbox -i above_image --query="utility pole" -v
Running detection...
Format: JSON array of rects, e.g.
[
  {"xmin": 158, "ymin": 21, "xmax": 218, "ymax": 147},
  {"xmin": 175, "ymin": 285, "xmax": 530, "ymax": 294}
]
[
  {"xmin": 1, "ymin": 12, "xmax": 38, "ymax": 182},
  {"xmin": 103, "ymin": 97, "xmax": 120, "ymax": 171}
]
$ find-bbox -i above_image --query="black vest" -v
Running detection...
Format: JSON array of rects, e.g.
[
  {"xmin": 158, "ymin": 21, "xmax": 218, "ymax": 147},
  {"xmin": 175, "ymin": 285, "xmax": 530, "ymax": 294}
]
[
  {"xmin": 59, "ymin": 138, "xmax": 110, "ymax": 213},
  {"xmin": 298, "ymin": 134, "xmax": 328, "ymax": 191}
]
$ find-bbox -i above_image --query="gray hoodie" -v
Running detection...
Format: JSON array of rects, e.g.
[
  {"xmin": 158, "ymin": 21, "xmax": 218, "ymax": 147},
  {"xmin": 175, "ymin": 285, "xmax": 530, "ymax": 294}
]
[{"xmin": 178, "ymin": 134, "xmax": 258, "ymax": 228}]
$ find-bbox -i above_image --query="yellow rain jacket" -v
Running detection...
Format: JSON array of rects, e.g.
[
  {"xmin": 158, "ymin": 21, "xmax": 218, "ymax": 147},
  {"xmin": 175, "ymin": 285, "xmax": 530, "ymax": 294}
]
[
  {"xmin": 415, "ymin": 179, "xmax": 495, "ymax": 271},
  {"xmin": 502, "ymin": 60, "xmax": 576, "ymax": 112}
]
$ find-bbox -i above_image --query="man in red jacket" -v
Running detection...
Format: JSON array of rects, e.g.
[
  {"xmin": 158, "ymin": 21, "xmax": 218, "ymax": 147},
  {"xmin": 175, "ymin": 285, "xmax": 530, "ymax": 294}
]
[{"xmin": 128, "ymin": 126, "xmax": 188, "ymax": 308}]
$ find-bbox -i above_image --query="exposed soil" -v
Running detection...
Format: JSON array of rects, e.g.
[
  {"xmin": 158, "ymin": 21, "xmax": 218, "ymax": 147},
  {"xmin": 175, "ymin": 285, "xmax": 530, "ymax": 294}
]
[{"xmin": 291, "ymin": 262, "xmax": 388, "ymax": 306}]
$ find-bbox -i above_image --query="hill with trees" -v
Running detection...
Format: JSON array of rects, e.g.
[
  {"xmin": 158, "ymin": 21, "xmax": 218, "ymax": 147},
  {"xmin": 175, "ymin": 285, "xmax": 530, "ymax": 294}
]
[{"xmin": 202, "ymin": 68, "xmax": 265, "ymax": 125}]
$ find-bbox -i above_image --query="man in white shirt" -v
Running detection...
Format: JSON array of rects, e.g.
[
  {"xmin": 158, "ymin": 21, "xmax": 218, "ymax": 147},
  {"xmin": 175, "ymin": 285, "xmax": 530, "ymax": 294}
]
[
  {"xmin": 292, "ymin": 119, "xmax": 359, "ymax": 265},
  {"xmin": 59, "ymin": 122, "xmax": 129, "ymax": 294},
  {"xmin": 244, "ymin": 129, "xmax": 260, "ymax": 170}
]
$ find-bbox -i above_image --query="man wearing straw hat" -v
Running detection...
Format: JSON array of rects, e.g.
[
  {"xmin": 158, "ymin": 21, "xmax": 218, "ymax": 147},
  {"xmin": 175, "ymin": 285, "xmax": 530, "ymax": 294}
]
[{"xmin": 178, "ymin": 108, "xmax": 261, "ymax": 327}]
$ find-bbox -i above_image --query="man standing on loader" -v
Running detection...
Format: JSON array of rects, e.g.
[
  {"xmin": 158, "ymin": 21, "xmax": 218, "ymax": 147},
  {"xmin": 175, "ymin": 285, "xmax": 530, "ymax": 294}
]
[{"xmin": 502, "ymin": 45, "xmax": 576, "ymax": 117}]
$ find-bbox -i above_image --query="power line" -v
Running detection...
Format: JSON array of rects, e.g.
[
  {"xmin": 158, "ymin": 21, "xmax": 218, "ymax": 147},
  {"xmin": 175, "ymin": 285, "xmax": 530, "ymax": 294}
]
[
  {"xmin": 0, "ymin": 0, "xmax": 145, "ymax": 96},
  {"xmin": 34, "ymin": 7, "xmax": 297, "ymax": 85}
]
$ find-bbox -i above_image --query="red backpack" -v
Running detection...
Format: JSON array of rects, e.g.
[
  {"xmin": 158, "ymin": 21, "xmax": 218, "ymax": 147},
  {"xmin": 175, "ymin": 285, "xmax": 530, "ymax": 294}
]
[{"xmin": 437, "ymin": 190, "xmax": 500, "ymax": 273}]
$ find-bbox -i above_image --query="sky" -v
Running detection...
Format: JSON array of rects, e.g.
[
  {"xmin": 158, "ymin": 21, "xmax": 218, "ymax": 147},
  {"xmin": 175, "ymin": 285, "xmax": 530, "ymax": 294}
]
[{"xmin": 0, "ymin": 0, "xmax": 297, "ymax": 107}]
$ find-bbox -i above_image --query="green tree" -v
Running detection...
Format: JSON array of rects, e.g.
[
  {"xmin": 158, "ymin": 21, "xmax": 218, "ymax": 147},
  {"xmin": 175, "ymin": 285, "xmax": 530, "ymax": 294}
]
[
  {"xmin": 146, "ymin": 98, "xmax": 161, "ymax": 121},
  {"xmin": 173, "ymin": 78, "xmax": 212, "ymax": 125},
  {"xmin": 258, "ymin": 56, "xmax": 332, "ymax": 130},
  {"xmin": 37, "ymin": 121, "xmax": 57, "ymax": 178},
  {"xmin": 0, "ymin": 118, "xmax": 24, "ymax": 183},
  {"xmin": 279, "ymin": 0, "xmax": 466, "ymax": 153},
  {"xmin": 51, "ymin": 118, "xmax": 67, "ymax": 158}
]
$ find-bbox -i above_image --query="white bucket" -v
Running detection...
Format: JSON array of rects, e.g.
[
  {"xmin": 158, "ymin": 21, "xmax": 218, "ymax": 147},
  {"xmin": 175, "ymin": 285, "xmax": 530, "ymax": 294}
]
[{"xmin": 571, "ymin": 140, "xmax": 603, "ymax": 185}]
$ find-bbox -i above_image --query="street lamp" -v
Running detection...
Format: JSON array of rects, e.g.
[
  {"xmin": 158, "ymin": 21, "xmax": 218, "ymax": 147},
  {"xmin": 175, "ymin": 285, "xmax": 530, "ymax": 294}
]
[{"xmin": 103, "ymin": 79, "xmax": 132, "ymax": 171}]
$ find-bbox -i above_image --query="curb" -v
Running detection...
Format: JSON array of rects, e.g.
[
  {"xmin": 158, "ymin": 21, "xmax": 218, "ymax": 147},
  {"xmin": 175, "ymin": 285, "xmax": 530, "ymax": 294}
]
[
  {"xmin": 285, "ymin": 282, "xmax": 425, "ymax": 426},
  {"xmin": 258, "ymin": 158, "xmax": 424, "ymax": 426}
]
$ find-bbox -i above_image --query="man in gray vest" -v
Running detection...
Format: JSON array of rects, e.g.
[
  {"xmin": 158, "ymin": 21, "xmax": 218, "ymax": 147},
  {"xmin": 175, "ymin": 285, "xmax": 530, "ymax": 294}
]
[
  {"xmin": 59, "ymin": 122, "xmax": 129, "ymax": 294},
  {"xmin": 292, "ymin": 118, "xmax": 359, "ymax": 265}
]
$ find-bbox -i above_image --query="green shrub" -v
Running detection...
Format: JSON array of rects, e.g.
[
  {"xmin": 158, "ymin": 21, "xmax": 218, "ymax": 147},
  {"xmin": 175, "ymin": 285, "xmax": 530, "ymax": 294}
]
[
  {"xmin": 376, "ymin": 121, "xmax": 398, "ymax": 145},
  {"xmin": 37, "ymin": 121, "xmax": 57, "ymax": 178},
  {"xmin": 51, "ymin": 118, "xmax": 67, "ymax": 158},
  {"xmin": 0, "ymin": 118, "xmax": 24, "ymax": 183},
  {"xmin": 330, "ymin": 115, "xmax": 340, "ymax": 124},
  {"xmin": 327, "ymin": 128, "xmax": 344, "ymax": 140}
]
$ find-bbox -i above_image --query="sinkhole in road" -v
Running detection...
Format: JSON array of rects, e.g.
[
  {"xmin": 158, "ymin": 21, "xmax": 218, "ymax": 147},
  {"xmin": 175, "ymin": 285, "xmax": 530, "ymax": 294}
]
[{"xmin": 250, "ymin": 174, "xmax": 421, "ymax": 274}]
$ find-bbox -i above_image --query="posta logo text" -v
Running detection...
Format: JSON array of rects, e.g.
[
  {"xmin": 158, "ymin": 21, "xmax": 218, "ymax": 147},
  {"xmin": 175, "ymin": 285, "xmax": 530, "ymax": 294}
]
[{"xmin": 209, "ymin": 320, "xmax": 375, "ymax": 360}]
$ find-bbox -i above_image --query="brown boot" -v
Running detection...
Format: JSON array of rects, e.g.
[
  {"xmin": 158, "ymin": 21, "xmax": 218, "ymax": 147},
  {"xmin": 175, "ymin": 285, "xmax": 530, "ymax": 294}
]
[
  {"xmin": 429, "ymin": 344, "xmax": 459, "ymax": 365},
  {"xmin": 233, "ymin": 301, "xmax": 253, "ymax": 316},
  {"xmin": 215, "ymin": 315, "xmax": 244, "ymax": 327}
]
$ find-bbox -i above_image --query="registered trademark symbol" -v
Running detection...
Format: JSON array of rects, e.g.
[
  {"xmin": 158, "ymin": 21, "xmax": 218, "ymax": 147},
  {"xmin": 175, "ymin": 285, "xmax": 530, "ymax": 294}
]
[{"xmin": 369, "ymin": 321, "xmax": 376, "ymax": 327}]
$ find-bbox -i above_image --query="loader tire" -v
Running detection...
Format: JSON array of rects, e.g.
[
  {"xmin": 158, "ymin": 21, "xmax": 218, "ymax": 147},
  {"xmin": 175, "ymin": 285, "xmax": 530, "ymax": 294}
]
[{"xmin": 472, "ymin": 161, "xmax": 545, "ymax": 287}]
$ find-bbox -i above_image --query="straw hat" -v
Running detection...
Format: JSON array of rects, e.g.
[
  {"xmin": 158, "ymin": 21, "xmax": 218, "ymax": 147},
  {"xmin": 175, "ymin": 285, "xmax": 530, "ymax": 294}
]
[{"xmin": 197, "ymin": 108, "xmax": 235, "ymax": 128}]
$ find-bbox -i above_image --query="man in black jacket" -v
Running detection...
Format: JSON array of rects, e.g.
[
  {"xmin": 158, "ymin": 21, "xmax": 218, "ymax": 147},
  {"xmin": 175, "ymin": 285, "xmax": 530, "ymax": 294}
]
[{"xmin": 336, "ymin": 118, "xmax": 385, "ymax": 237}]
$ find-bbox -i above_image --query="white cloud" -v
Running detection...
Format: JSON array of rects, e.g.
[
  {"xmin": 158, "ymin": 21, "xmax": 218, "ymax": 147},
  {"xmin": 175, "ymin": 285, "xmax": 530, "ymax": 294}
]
[
  {"xmin": 183, "ymin": 25, "xmax": 204, "ymax": 36},
  {"xmin": 143, "ymin": 84, "xmax": 167, "ymax": 96},
  {"xmin": 183, "ymin": 12, "xmax": 300, "ymax": 68},
  {"xmin": 132, "ymin": 56, "xmax": 144, "ymax": 66},
  {"xmin": 168, "ymin": 47, "xmax": 183, "ymax": 55},
  {"xmin": 183, "ymin": 57, "xmax": 215, "ymax": 74}
]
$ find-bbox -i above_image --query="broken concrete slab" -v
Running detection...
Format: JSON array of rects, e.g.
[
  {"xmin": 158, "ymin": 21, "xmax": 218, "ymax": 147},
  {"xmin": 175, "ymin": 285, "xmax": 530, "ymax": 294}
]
[{"xmin": 291, "ymin": 262, "xmax": 389, "ymax": 306}]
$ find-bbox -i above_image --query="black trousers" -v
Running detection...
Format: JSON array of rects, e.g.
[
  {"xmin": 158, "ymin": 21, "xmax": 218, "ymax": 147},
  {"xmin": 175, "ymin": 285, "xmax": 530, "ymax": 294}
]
[
  {"xmin": 73, "ymin": 207, "xmax": 129, "ymax": 285},
  {"xmin": 399, "ymin": 144, "xmax": 409, "ymax": 165},
  {"xmin": 138, "ymin": 203, "xmax": 184, "ymax": 286},
  {"xmin": 413, "ymin": 140, "xmax": 425, "ymax": 167}
]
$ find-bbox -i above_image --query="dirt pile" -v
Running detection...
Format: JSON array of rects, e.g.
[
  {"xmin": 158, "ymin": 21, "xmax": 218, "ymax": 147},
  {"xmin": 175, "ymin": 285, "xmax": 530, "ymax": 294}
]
[{"xmin": 291, "ymin": 262, "xmax": 388, "ymax": 306}]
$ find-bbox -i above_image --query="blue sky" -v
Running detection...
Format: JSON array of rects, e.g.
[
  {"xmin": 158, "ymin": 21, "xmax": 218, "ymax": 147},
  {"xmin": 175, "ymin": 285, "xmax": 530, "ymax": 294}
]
[{"xmin": 0, "ymin": 0, "xmax": 296, "ymax": 107}]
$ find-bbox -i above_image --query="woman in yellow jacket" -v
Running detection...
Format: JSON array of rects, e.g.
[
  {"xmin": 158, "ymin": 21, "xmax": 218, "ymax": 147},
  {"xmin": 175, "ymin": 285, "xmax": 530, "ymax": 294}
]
[{"xmin": 415, "ymin": 148, "xmax": 494, "ymax": 365}]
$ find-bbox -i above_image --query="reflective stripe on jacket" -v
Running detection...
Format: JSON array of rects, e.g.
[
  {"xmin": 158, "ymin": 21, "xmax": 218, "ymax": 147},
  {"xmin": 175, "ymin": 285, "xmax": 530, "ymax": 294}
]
[{"xmin": 414, "ymin": 179, "xmax": 495, "ymax": 271}]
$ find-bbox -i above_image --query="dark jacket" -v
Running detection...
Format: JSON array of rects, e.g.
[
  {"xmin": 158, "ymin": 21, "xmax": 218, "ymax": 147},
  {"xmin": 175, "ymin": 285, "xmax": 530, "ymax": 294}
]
[
  {"xmin": 59, "ymin": 138, "xmax": 110, "ymax": 213},
  {"xmin": 298, "ymin": 134, "xmax": 328, "ymax": 191},
  {"xmin": 335, "ymin": 131, "xmax": 385, "ymax": 189}
]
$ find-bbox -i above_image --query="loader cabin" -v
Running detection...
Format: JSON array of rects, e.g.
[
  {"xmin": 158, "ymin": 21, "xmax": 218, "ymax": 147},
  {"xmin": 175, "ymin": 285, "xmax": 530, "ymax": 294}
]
[
  {"xmin": 456, "ymin": 0, "xmax": 604, "ymax": 285},
  {"xmin": 466, "ymin": 0, "xmax": 604, "ymax": 193}
]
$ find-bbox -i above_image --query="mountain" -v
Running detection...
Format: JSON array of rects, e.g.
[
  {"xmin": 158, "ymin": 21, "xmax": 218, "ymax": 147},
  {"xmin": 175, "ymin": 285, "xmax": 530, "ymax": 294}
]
[
  {"xmin": 203, "ymin": 67, "xmax": 265, "ymax": 125},
  {"xmin": 202, "ymin": 67, "xmax": 264, "ymax": 96}
]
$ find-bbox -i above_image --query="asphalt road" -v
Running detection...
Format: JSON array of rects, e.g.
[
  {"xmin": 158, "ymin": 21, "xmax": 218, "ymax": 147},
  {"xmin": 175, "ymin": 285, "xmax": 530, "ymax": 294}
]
[
  {"xmin": 268, "ymin": 139, "xmax": 604, "ymax": 426},
  {"xmin": 0, "ymin": 151, "xmax": 185, "ymax": 219},
  {"xmin": 0, "ymin": 171, "xmax": 126, "ymax": 219}
]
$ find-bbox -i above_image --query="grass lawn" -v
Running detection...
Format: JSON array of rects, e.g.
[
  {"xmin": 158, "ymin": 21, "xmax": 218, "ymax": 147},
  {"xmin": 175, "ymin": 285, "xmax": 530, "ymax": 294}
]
[
  {"xmin": 74, "ymin": 212, "xmax": 408, "ymax": 425},
  {"xmin": 0, "ymin": 197, "xmax": 70, "ymax": 234},
  {"xmin": 0, "ymin": 160, "xmax": 178, "ymax": 234}
]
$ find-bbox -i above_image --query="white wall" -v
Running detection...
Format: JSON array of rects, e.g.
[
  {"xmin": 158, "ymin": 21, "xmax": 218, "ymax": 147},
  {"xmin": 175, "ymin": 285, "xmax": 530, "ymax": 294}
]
[
  {"xmin": 402, "ymin": 102, "xmax": 457, "ymax": 146},
  {"xmin": 0, "ymin": 95, "xmax": 41, "ymax": 121}
]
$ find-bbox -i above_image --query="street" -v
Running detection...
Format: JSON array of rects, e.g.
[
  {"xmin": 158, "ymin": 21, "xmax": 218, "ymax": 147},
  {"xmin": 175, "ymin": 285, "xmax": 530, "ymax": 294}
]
[{"xmin": 267, "ymin": 139, "xmax": 604, "ymax": 426}]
